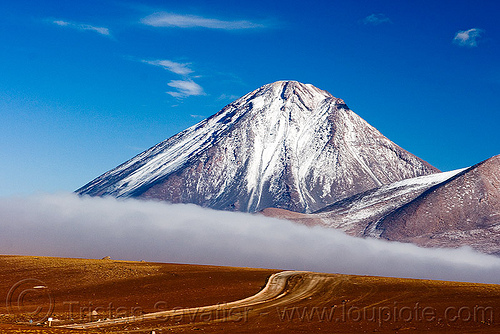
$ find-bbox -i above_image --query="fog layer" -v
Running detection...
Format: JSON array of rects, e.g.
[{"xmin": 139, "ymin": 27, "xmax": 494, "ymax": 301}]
[{"xmin": 1, "ymin": 193, "xmax": 499, "ymax": 283}]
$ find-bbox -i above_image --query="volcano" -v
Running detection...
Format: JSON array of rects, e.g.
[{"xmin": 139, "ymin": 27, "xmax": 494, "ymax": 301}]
[{"xmin": 77, "ymin": 81, "xmax": 438, "ymax": 213}]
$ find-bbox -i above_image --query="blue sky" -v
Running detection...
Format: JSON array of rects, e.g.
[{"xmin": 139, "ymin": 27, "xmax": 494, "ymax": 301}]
[{"xmin": 1, "ymin": 0, "xmax": 499, "ymax": 196}]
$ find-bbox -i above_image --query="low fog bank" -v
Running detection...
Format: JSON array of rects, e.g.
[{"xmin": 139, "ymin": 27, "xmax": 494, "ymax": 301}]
[{"xmin": 1, "ymin": 193, "xmax": 500, "ymax": 284}]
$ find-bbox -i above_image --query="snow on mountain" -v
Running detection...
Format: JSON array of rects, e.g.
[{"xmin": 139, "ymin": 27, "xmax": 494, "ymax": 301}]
[
  {"xmin": 263, "ymin": 168, "xmax": 466, "ymax": 235},
  {"xmin": 264, "ymin": 155, "xmax": 500, "ymax": 255},
  {"xmin": 374, "ymin": 155, "xmax": 500, "ymax": 254},
  {"xmin": 77, "ymin": 81, "xmax": 439, "ymax": 213}
]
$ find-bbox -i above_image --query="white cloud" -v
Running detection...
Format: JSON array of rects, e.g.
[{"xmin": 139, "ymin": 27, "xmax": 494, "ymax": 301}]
[
  {"xmin": 53, "ymin": 20, "xmax": 70, "ymax": 26},
  {"xmin": 2, "ymin": 193, "xmax": 500, "ymax": 284},
  {"xmin": 362, "ymin": 13, "xmax": 391, "ymax": 25},
  {"xmin": 141, "ymin": 12, "xmax": 264, "ymax": 30},
  {"xmin": 141, "ymin": 59, "xmax": 205, "ymax": 98},
  {"xmin": 167, "ymin": 79, "xmax": 205, "ymax": 97},
  {"xmin": 52, "ymin": 20, "xmax": 110, "ymax": 36},
  {"xmin": 218, "ymin": 93, "xmax": 240, "ymax": 101},
  {"xmin": 142, "ymin": 60, "xmax": 193, "ymax": 76},
  {"xmin": 453, "ymin": 28, "xmax": 484, "ymax": 47}
]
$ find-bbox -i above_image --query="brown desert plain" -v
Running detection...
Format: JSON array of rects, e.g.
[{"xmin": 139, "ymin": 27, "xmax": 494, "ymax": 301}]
[{"xmin": 1, "ymin": 255, "xmax": 500, "ymax": 333}]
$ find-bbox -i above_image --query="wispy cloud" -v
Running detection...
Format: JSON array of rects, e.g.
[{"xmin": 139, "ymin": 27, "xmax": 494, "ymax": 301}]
[
  {"xmin": 52, "ymin": 20, "xmax": 111, "ymax": 36},
  {"xmin": 142, "ymin": 59, "xmax": 205, "ymax": 98},
  {"xmin": 167, "ymin": 79, "xmax": 205, "ymax": 98},
  {"xmin": 362, "ymin": 13, "xmax": 391, "ymax": 25},
  {"xmin": 141, "ymin": 12, "xmax": 264, "ymax": 30},
  {"xmin": 2, "ymin": 193, "xmax": 500, "ymax": 284},
  {"xmin": 218, "ymin": 93, "xmax": 240, "ymax": 101},
  {"xmin": 142, "ymin": 59, "xmax": 194, "ymax": 76},
  {"xmin": 453, "ymin": 28, "xmax": 484, "ymax": 47},
  {"xmin": 190, "ymin": 114, "xmax": 205, "ymax": 119}
]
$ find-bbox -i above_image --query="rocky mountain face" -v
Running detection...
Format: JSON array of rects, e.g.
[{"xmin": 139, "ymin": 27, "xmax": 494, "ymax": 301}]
[
  {"xmin": 264, "ymin": 155, "xmax": 500, "ymax": 255},
  {"xmin": 262, "ymin": 168, "xmax": 465, "ymax": 235},
  {"xmin": 77, "ymin": 81, "xmax": 438, "ymax": 213},
  {"xmin": 374, "ymin": 155, "xmax": 500, "ymax": 254}
]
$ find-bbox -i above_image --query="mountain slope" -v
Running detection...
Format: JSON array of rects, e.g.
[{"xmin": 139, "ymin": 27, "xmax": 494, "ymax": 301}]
[
  {"xmin": 262, "ymin": 168, "xmax": 465, "ymax": 235},
  {"xmin": 373, "ymin": 155, "xmax": 500, "ymax": 254},
  {"xmin": 264, "ymin": 155, "xmax": 500, "ymax": 255},
  {"xmin": 77, "ymin": 81, "xmax": 439, "ymax": 213}
]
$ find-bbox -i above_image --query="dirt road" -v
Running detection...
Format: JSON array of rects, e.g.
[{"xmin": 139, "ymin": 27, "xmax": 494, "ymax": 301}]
[
  {"xmin": 62, "ymin": 270, "xmax": 500, "ymax": 333},
  {"xmin": 2, "ymin": 256, "xmax": 500, "ymax": 333},
  {"xmin": 61, "ymin": 270, "xmax": 309, "ymax": 329}
]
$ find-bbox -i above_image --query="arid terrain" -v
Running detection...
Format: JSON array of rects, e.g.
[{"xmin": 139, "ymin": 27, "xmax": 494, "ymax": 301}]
[{"xmin": 1, "ymin": 255, "xmax": 500, "ymax": 333}]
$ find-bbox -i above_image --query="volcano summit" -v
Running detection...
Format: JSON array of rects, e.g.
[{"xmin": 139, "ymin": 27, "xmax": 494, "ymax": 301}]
[{"xmin": 77, "ymin": 81, "xmax": 438, "ymax": 213}]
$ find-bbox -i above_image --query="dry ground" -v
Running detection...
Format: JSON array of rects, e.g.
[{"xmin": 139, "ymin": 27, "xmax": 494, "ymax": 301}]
[{"xmin": 1, "ymin": 255, "xmax": 500, "ymax": 333}]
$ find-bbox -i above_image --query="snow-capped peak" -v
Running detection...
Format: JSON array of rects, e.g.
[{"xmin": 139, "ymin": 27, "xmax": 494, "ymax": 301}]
[{"xmin": 77, "ymin": 81, "xmax": 439, "ymax": 213}]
